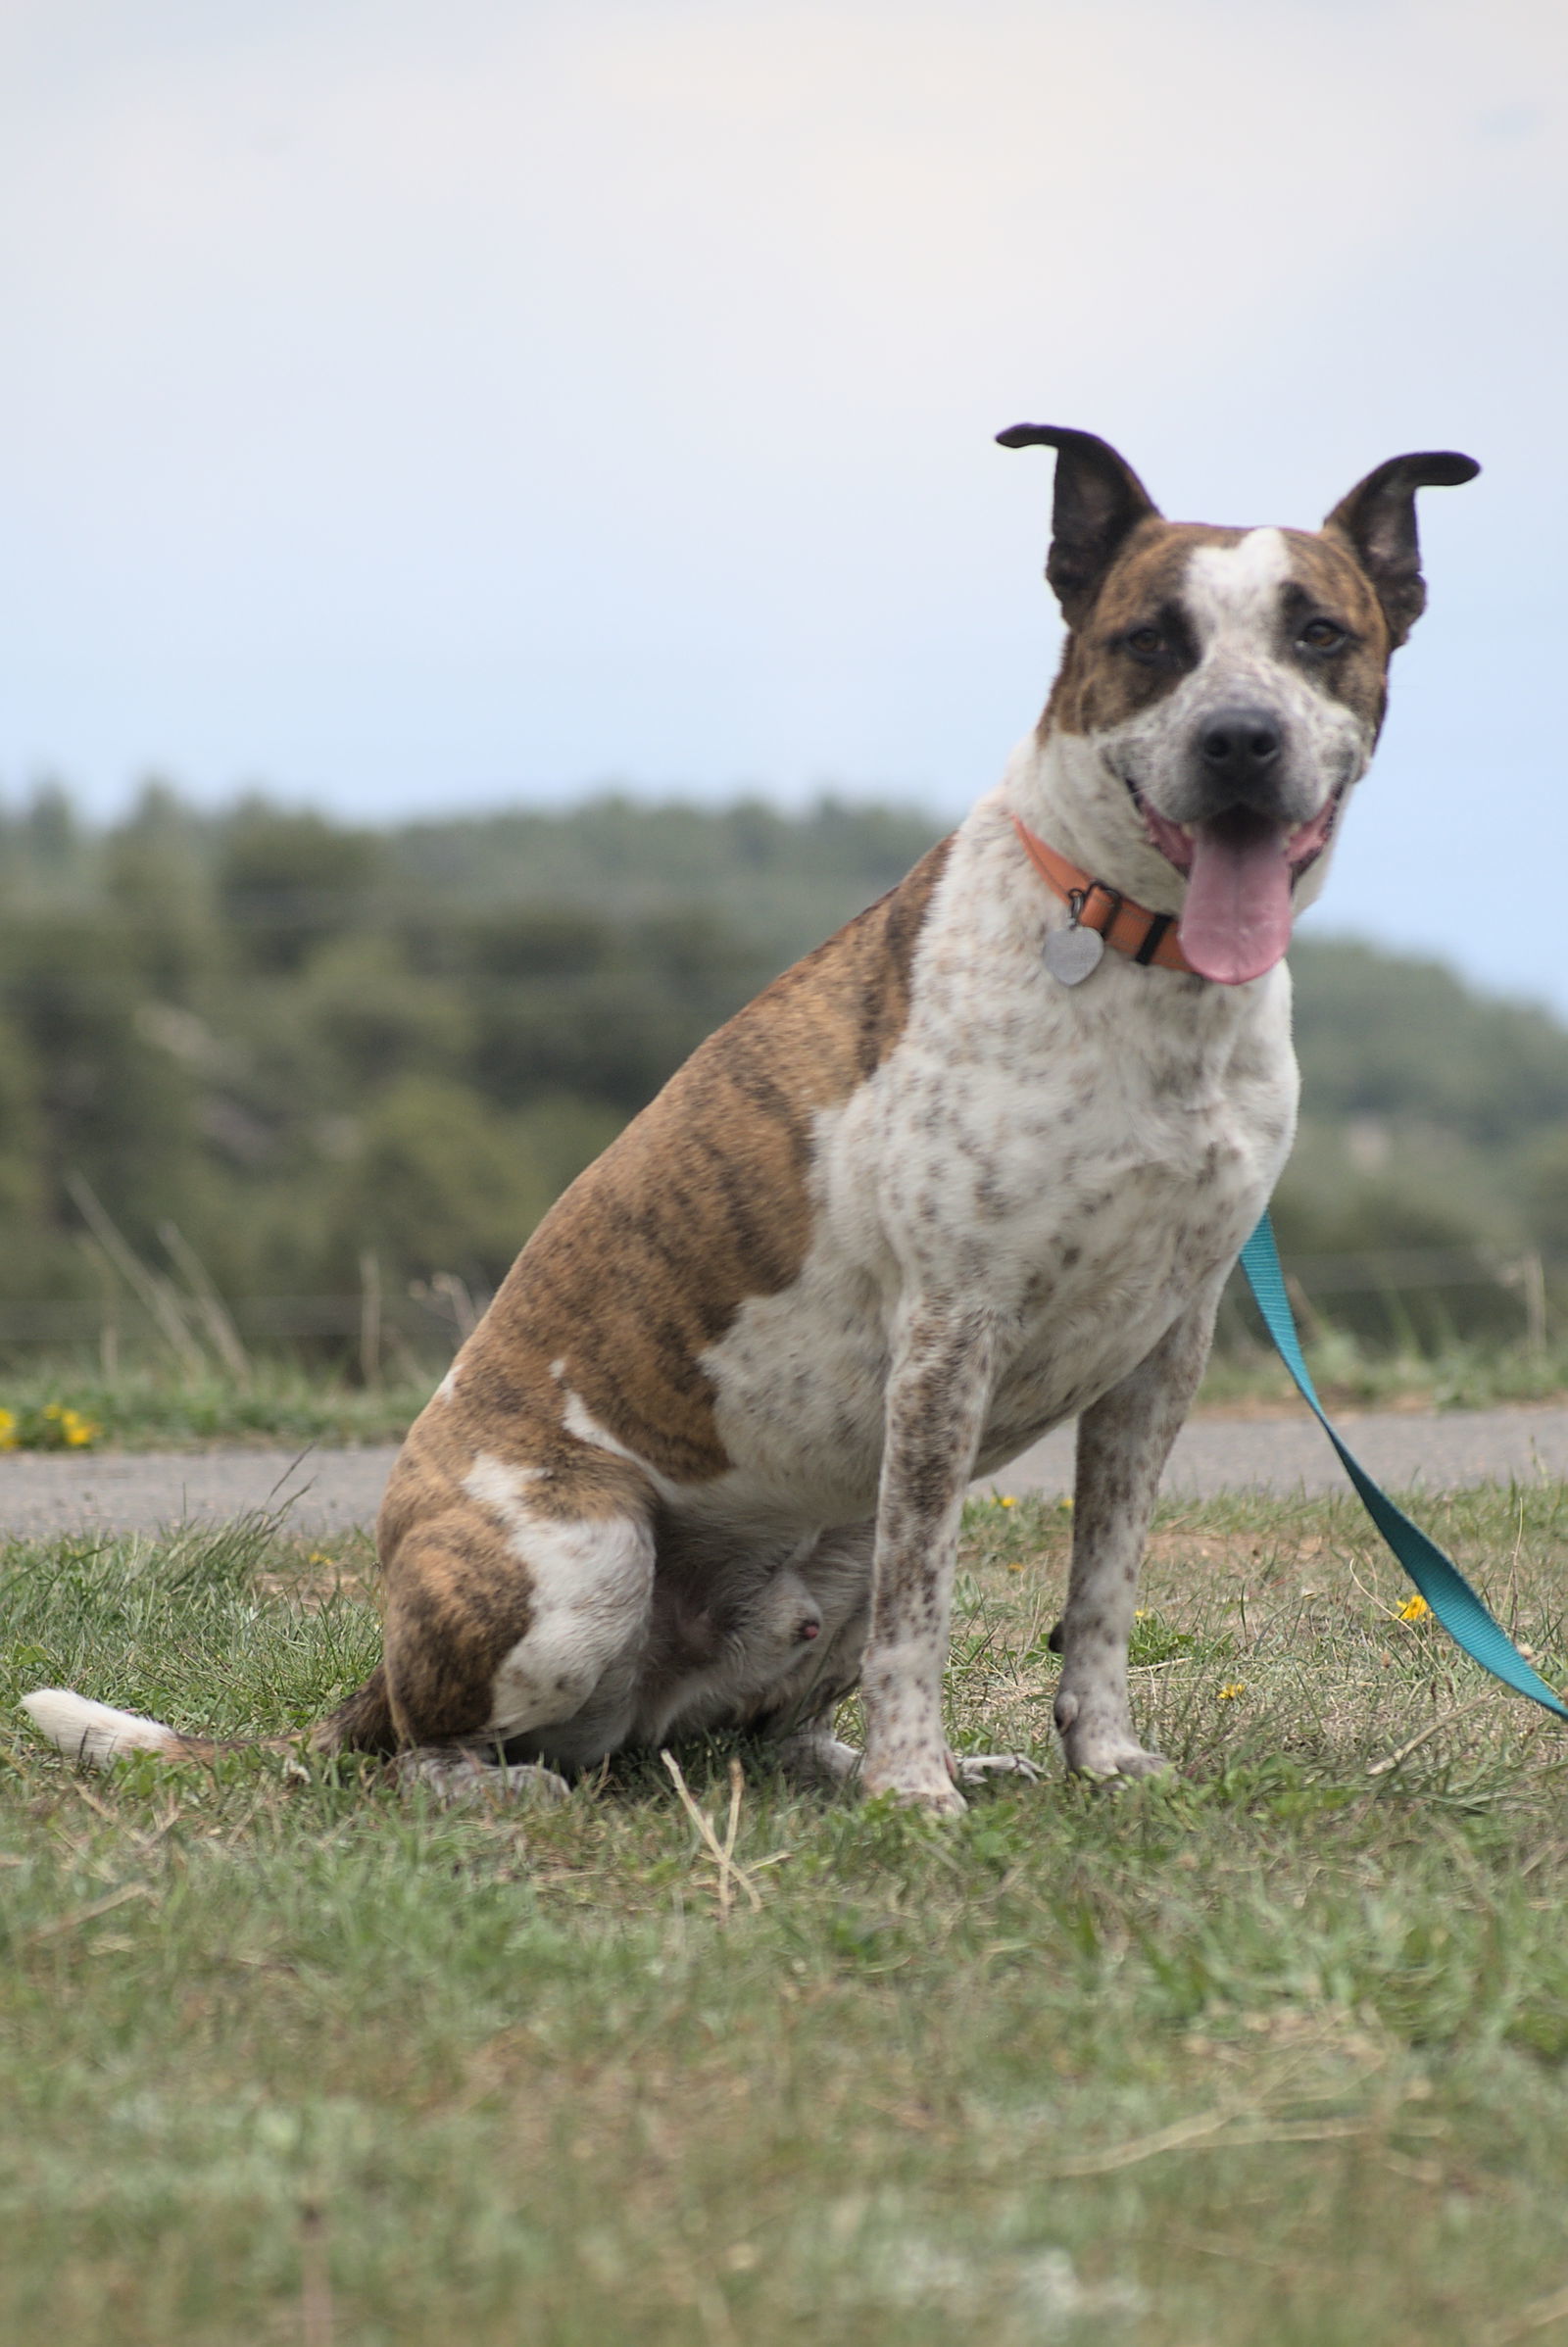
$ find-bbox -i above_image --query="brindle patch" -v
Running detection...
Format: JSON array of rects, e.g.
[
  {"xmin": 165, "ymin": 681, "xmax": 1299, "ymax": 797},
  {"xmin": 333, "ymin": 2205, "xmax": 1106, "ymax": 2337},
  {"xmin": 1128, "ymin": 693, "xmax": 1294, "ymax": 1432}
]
[
  {"xmin": 377, "ymin": 1502, "xmax": 548, "ymax": 1745},
  {"xmin": 1045, "ymin": 517, "xmax": 1393, "ymax": 743}
]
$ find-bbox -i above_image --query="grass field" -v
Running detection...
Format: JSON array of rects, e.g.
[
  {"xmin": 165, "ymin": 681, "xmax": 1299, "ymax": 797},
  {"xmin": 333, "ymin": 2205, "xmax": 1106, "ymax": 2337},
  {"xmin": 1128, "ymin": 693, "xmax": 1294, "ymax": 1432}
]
[
  {"xmin": 9, "ymin": 1318, "xmax": 1568, "ymax": 1454},
  {"xmin": 5, "ymin": 1488, "xmax": 1568, "ymax": 2345}
]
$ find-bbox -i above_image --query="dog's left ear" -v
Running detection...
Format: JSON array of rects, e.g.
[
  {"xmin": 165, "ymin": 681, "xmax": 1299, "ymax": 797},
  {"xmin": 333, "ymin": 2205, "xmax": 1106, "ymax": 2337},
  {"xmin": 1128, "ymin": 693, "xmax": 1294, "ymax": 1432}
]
[
  {"xmin": 1322, "ymin": 451, "xmax": 1480, "ymax": 648},
  {"xmin": 997, "ymin": 424, "xmax": 1161, "ymax": 627}
]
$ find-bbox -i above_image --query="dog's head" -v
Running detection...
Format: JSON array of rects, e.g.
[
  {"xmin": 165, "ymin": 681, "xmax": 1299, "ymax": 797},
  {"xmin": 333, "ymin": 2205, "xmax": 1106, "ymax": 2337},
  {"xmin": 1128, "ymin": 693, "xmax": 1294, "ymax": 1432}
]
[{"xmin": 1000, "ymin": 424, "xmax": 1479, "ymax": 984}]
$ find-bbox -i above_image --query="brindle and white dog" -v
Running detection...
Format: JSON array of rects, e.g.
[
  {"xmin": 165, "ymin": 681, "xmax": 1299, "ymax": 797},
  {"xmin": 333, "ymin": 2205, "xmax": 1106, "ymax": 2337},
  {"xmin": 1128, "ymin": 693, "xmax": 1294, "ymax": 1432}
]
[{"xmin": 25, "ymin": 428, "xmax": 1478, "ymax": 1813}]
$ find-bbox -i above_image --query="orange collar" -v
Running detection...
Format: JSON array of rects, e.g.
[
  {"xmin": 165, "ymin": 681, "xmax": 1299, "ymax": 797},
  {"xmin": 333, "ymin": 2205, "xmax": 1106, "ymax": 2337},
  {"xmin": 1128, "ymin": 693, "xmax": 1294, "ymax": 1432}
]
[{"xmin": 1009, "ymin": 813, "xmax": 1199, "ymax": 977}]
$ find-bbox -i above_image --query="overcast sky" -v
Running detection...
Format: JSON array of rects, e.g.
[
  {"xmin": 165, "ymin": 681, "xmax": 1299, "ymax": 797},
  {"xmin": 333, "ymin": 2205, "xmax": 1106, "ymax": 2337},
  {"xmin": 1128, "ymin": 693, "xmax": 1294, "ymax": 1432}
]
[{"xmin": 1, "ymin": 0, "xmax": 1564, "ymax": 1003}]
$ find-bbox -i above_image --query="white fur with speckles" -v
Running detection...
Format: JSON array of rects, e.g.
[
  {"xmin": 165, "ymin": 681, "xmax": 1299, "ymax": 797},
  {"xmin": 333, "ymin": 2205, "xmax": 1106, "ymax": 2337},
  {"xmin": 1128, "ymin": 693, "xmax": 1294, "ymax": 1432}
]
[{"xmin": 698, "ymin": 776, "xmax": 1296, "ymax": 1514}]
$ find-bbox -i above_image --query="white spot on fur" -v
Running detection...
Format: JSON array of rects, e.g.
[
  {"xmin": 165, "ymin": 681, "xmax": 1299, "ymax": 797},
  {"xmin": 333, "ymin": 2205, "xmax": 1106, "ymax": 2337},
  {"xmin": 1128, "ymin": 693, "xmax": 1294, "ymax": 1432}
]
[
  {"xmin": 1183, "ymin": 525, "xmax": 1292, "ymax": 642},
  {"xmin": 463, "ymin": 1454, "xmax": 545, "ymax": 1513},
  {"xmin": 561, "ymin": 1388, "xmax": 642, "ymax": 1464},
  {"xmin": 22, "ymin": 1689, "xmax": 180, "ymax": 1768},
  {"xmin": 558, "ymin": 1388, "xmax": 684, "ymax": 1506},
  {"xmin": 548, "ymin": 1357, "xmax": 566, "ymax": 1382},
  {"xmin": 462, "ymin": 1452, "xmax": 654, "ymax": 1734},
  {"xmin": 434, "ymin": 1364, "xmax": 461, "ymax": 1403}
]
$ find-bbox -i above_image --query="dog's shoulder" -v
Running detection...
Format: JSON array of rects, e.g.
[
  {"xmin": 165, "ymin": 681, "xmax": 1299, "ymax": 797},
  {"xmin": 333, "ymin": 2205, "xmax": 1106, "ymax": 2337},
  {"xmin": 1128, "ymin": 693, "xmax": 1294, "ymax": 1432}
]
[{"xmin": 413, "ymin": 835, "xmax": 959, "ymax": 1488}]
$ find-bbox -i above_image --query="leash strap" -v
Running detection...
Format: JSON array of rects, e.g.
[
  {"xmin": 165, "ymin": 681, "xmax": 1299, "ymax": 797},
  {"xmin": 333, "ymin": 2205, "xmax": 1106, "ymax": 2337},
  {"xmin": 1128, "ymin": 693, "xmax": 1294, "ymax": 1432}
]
[{"xmin": 1240, "ymin": 1212, "xmax": 1568, "ymax": 1721}]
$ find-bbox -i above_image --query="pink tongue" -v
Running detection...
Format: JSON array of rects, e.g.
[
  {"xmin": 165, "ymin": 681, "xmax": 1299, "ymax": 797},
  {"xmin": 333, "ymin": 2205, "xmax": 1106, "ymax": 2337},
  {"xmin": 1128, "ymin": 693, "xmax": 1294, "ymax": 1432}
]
[{"xmin": 1177, "ymin": 811, "xmax": 1295, "ymax": 986}]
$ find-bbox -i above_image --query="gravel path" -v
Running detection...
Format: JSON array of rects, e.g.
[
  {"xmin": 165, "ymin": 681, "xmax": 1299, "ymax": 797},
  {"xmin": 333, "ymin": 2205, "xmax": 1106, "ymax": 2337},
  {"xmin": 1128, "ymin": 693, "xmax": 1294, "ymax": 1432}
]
[{"xmin": 6, "ymin": 1401, "xmax": 1568, "ymax": 1542}]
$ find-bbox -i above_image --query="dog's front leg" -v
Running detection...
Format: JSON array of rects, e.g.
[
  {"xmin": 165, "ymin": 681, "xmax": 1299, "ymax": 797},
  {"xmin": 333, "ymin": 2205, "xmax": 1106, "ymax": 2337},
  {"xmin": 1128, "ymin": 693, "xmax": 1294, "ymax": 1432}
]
[
  {"xmin": 1054, "ymin": 1285, "xmax": 1223, "ymax": 1782},
  {"xmin": 859, "ymin": 1303, "xmax": 998, "ymax": 1814}
]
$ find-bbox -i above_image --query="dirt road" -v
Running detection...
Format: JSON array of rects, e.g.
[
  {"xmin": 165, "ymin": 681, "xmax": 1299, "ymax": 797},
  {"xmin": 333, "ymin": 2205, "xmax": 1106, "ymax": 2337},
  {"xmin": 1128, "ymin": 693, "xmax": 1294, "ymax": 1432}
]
[{"xmin": 6, "ymin": 1400, "xmax": 1568, "ymax": 1542}]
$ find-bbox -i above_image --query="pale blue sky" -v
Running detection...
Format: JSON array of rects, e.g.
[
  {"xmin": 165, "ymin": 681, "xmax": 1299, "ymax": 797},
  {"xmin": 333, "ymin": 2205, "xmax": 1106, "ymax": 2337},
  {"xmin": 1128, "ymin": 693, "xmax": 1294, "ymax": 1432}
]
[{"xmin": 1, "ymin": 0, "xmax": 1564, "ymax": 1001}]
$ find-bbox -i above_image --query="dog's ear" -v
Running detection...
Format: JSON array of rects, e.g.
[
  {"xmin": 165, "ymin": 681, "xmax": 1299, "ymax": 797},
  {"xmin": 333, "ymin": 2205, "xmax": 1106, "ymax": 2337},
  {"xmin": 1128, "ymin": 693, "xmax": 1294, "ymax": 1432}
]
[
  {"xmin": 996, "ymin": 424, "xmax": 1161, "ymax": 627},
  {"xmin": 1322, "ymin": 451, "xmax": 1480, "ymax": 648}
]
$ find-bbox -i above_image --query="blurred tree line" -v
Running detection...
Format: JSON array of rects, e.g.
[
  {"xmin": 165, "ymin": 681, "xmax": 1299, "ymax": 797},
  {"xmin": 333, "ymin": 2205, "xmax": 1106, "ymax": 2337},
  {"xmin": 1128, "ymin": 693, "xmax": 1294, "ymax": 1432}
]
[
  {"xmin": 0, "ymin": 783, "xmax": 935, "ymax": 1314},
  {"xmin": 4, "ymin": 778, "xmax": 1568, "ymax": 1351}
]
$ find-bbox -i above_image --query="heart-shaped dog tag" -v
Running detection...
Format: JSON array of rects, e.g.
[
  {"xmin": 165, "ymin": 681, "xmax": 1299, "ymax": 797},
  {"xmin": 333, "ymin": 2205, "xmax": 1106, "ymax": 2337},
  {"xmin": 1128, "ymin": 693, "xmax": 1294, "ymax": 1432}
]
[{"xmin": 1043, "ymin": 922, "xmax": 1104, "ymax": 987}]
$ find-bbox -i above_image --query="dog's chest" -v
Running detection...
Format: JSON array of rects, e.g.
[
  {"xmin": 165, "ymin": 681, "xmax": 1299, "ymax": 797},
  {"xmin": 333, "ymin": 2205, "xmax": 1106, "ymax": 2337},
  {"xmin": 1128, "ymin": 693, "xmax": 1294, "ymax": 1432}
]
[{"xmin": 696, "ymin": 890, "xmax": 1295, "ymax": 1511}]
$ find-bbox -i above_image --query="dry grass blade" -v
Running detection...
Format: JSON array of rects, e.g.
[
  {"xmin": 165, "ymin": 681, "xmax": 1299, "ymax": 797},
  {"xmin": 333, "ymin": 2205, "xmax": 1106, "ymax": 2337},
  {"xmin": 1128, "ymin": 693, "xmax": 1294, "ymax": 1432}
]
[
  {"xmin": 1368, "ymin": 1693, "xmax": 1498, "ymax": 1777},
  {"xmin": 66, "ymin": 1170, "xmax": 208, "ymax": 1375},
  {"xmin": 24, "ymin": 1882, "xmax": 153, "ymax": 1943},
  {"xmin": 159, "ymin": 1219, "xmax": 254, "ymax": 1387},
  {"xmin": 660, "ymin": 1752, "xmax": 766, "ymax": 1921},
  {"xmin": 299, "ymin": 2201, "xmax": 335, "ymax": 2347},
  {"xmin": 1483, "ymin": 2280, "xmax": 1568, "ymax": 2345},
  {"xmin": 1044, "ymin": 2102, "xmax": 1249, "ymax": 2177}
]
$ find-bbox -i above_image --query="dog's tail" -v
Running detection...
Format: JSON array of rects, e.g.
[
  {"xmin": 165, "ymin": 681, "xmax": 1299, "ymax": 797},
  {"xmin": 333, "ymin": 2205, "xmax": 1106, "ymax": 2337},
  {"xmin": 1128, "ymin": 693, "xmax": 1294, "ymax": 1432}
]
[
  {"xmin": 21, "ymin": 1667, "xmax": 397, "ymax": 1771},
  {"xmin": 22, "ymin": 1688, "xmax": 227, "ymax": 1768}
]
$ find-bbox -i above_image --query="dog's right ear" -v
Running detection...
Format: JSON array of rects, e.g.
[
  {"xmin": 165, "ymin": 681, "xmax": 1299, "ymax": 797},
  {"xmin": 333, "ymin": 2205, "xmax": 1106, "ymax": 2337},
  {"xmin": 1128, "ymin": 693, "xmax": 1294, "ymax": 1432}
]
[
  {"xmin": 997, "ymin": 424, "xmax": 1161, "ymax": 627},
  {"xmin": 1322, "ymin": 450, "xmax": 1481, "ymax": 649}
]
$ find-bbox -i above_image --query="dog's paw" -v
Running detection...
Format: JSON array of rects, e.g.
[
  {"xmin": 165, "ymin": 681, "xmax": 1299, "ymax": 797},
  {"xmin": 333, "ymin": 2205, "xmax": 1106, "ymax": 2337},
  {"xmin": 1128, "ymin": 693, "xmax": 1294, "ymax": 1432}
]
[
  {"xmin": 1054, "ymin": 1687, "xmax": 1169, "ymax": 1784},
  {"xmin": 860, "ymin": 1756, "xmax": 968, "ymax": 1817},
  {"xmin": 1062, "ymin": 1733, "xmax": 1170, "ymax": 1784},
  {"xmin": 772, "ymin": 1725, "xmax": 862, "ymax": 1787},
  {"xmin": 952, "ymin": 1750, "xmax": 1043, "ymax": 1788},
  {"xmin": 396, "ymin": 1748, "xmax": 571, "ymax": 1808}
]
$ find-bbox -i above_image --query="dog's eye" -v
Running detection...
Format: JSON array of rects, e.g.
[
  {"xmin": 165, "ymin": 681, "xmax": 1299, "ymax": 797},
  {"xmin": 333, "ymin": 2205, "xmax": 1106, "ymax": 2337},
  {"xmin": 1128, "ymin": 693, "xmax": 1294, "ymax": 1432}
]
[
  {"xmin": 1298, "ymin": 617, "xmax": 1348, "ymax": 654},
  {"xmin": 1124, "ymin": 626, "xmax": 1165, "ymax": 661}
]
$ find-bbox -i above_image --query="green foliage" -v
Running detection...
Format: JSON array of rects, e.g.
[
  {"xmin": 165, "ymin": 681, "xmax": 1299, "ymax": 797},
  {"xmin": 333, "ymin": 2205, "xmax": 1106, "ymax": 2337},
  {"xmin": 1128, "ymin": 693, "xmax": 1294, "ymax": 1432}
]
[
  {"xmin": 320, "ymin": 1076, "xmax": 554, "ymax": 1285},
  {"xmin": 0, "ymin": 1398, "xmax": 100, "ymax": 1450},
  {"xmin": 1292, "ymin": 935, "xmax": 1568, "ymax": 1144},
  {"xmin": 218, "ymin": 801, "xmax": 386, "ymax": 973},
  {"xmin": 0, "ymin": 786, "xmax": 928, "ymax": 1337}
]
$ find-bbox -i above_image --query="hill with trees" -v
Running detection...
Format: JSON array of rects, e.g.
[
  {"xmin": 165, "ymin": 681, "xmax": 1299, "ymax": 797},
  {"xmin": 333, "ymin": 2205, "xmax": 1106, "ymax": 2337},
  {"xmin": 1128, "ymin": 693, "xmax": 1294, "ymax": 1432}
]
[{"xmin": 2, "ymin": 782, "xmax": 1565, "ymax": 1357}]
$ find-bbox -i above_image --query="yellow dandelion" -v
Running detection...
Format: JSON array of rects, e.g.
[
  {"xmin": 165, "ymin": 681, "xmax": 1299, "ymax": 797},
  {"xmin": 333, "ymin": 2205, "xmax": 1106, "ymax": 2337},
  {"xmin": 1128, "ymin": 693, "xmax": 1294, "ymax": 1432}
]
[
  {"xmin": 0, "ymin": 1408, "xmax": 17, "ymax": 1450},
  {"xmin": 1056, "ymin": 1495, "xmax": 1073, "ymax": 1513},
  {"xmin": 1006, "ymin": 1559, "xmax": 1026, "ymax": 1573},
  {"xmin": 1134, "ymin": 1608, "xmax": 1150, "ymax": 1621},
  {"xmin": 996, "ymin": 1493, "xmax": 1016, "ymax": 1508},
  {"xmin": 1216, "ymin": 1681, "xmax": 1247, "ymax": 1701},
  {"xmin": 308, "ymin": 1550, "xmax": 336, "ymax": 1569},
  {"xmin": 1396, "ymin": 1593, "xmax": 1431, "ymax": 1623}
]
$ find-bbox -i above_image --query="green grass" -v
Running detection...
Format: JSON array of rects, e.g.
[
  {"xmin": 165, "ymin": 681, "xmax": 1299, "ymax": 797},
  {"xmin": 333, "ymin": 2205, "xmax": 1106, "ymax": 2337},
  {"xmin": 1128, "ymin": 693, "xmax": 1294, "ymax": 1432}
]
[
  {"xmin": 6, "ymin": 1490, "xmax": 1568, "ymax": 2345},
  {"xmin": 10, "ymin": 1326, "xmax": 1568, "ymax": 1457},
  {"xmin": 1199, "ymin": 1326, "xmax": 1568, "ymax": 1415},
  {"xmin": 0, "ymin": 1357, "xmax": 432, "ymax": 1451}
]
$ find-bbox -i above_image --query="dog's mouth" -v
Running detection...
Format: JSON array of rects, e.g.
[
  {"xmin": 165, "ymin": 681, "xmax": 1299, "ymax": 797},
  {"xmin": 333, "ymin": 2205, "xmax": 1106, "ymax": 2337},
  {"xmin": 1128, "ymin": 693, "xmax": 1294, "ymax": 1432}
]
[{"xmin": 1123, "ymin": 778, "xmax": 1346, "ymax": 987}]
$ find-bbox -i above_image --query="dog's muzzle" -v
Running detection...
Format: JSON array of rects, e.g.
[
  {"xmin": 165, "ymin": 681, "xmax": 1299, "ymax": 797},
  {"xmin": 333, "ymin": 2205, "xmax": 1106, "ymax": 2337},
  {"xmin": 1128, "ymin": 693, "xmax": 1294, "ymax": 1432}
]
[
  {"xmin": 1192, "ymin": 704, "xmax": 1285, "ymax": 813},
  {"xmin": 1124, "ymin": 704, "xmax": 1345, "ymax": 987}
]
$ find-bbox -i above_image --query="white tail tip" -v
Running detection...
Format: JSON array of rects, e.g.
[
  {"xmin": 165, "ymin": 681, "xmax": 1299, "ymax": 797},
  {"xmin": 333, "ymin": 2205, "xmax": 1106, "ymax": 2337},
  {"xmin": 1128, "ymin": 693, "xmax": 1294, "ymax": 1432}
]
[{"xmin": 22, "ymin": 1688, "xmax": 181, "ymax": 1768}]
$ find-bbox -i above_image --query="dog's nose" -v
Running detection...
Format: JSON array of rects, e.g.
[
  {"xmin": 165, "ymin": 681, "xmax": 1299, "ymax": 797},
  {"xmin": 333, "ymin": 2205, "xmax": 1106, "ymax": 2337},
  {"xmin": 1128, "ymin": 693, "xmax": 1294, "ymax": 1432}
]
[{"xmin": 1197, "ymin": 708, "xmax": 1282, "ymax": 789}]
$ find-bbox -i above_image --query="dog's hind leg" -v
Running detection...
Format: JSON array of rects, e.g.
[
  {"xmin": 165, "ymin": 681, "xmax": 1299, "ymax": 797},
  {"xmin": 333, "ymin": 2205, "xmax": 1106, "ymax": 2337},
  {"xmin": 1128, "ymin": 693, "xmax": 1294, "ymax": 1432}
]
[
  {"xmin": 372, "ymin": 1445, "xmax": 659, "ymax": 1801},
  {"xmin": 1053, "ymin": 1284, "xmax": 1223, "ymax": 1781}
]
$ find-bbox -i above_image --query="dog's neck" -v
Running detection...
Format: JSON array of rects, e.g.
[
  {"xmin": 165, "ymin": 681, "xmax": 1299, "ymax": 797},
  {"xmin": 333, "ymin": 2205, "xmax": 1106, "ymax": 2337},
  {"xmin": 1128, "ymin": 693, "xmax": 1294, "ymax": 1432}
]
[{"xmin": 1005, "ymin": 726, "xmax": 1189, "ymax": 913}]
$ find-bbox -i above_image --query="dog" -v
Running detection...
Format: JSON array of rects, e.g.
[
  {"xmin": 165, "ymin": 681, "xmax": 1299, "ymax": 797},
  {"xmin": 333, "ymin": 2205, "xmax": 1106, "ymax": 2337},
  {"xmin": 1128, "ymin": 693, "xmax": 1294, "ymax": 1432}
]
[{"xmin": 24, "ymin": 426, "xmax": 1478, "ymax": 1813}]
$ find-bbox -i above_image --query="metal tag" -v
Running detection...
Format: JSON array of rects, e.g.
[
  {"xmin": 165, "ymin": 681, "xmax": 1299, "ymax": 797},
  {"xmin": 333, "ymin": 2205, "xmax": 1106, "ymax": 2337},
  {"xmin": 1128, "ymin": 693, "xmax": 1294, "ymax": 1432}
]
[{"xmin": 1043, "ymin": 921, "xmax": 1104, "ymax": 987}]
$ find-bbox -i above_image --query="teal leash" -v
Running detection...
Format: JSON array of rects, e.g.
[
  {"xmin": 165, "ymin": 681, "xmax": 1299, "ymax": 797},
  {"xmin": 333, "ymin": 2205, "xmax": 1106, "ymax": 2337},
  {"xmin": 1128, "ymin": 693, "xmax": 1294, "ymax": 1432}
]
[{"xmin": 1239, "ymin": 1213, "xmax": 1568, "ymax": 1723}]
